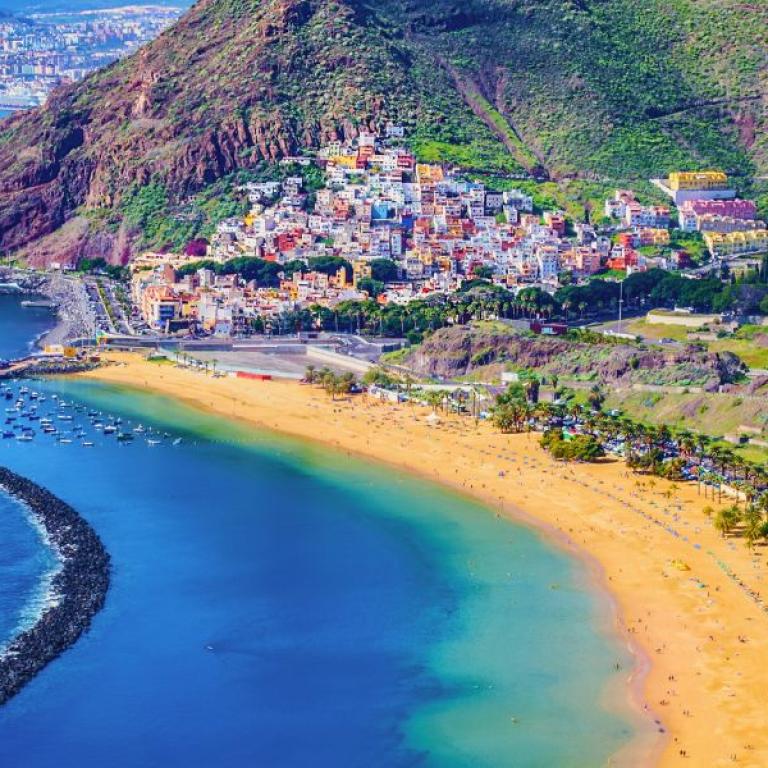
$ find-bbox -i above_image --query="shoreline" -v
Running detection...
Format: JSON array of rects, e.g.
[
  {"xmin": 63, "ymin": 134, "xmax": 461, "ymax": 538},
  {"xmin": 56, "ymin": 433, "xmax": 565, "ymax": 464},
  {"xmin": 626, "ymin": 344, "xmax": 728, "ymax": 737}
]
[
  {"xmin": 0, "ymin": 467, "xmax": 110, "ymax": 706},
  {"xmin": 74, "ymin": 353, "xmax": 768, "ymax": 767},
  {"xmin": 490, "ymin": 490, "xmax": 665, "ymax": 767},
  {"xmin": 0, "ymin": 268, "xmax": 92, "ymax": 350}
]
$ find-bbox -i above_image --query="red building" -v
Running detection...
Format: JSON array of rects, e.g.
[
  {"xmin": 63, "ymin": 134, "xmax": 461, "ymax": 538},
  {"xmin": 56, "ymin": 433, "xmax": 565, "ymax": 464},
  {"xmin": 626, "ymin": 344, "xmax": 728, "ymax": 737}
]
[{"xmin": 530, "ymin": 321, "xmax": 568, "ymax": 336}]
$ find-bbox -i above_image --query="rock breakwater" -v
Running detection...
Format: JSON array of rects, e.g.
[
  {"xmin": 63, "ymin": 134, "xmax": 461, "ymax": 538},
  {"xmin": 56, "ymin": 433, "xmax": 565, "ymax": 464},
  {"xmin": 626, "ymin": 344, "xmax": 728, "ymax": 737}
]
[{"xmin": 0, "ymin": 467, "xmax": 109, "ymax": 705}]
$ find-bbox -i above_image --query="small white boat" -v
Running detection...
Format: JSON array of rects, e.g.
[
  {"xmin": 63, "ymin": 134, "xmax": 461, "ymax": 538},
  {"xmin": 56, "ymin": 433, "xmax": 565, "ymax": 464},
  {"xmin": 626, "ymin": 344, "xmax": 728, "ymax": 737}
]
[
  {"xmin": 172, "ymin": 437, "xmax": 182, "ymax": 446},
  {"xmin": 82, "ymin": 441, "xmax": 95, "ymax": 447},
  {"xmin": 147, "ymin": 439, "xmax": 161, "ymax": 446}
]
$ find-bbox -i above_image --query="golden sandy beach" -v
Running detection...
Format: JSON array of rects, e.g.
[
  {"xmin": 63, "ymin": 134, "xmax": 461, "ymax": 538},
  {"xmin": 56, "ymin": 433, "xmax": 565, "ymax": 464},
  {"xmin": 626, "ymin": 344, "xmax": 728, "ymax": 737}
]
[{"xmin": 79, "ymin": 353, "xmax": 768, "ymax": 768}]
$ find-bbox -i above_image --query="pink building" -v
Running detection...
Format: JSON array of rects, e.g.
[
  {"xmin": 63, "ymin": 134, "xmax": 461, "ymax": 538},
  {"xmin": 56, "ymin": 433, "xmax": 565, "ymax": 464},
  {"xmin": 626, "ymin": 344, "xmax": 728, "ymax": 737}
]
[{"xmin": 678, "ymin": 198, "xmax": 757, "ymax": 231}]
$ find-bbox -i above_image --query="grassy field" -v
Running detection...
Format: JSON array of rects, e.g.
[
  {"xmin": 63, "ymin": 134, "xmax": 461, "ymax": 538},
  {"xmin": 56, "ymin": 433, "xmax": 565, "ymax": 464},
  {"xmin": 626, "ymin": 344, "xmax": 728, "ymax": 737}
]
[
  {"xmin": 623, "ymin": 319, "xmax": 691, "ymax": 342},
  {"xmin": 620, "ymin": 320, "xmax": 768, "ymax": 369},
  {"xmin": 731, "ymin": 442, "xmax": 768, "ymax": 465},
  {"xmin": 604, "ymin": 389, "xmax": 768, "ymax": 438},
  {"xmin": 709, "ymin": 327, "xmax": 768, "ymax": 370}
]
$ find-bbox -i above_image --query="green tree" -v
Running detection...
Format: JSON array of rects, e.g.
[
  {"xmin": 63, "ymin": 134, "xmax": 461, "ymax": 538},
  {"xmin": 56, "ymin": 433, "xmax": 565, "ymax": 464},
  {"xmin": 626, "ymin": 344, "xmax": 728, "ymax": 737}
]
[
  {"xmin": 369, "ymin": 259, "xmax": 399, "ymax": 282},
  {"xmin": 713, "ymin": 505, "xmax": 740, "ymax": 537}
]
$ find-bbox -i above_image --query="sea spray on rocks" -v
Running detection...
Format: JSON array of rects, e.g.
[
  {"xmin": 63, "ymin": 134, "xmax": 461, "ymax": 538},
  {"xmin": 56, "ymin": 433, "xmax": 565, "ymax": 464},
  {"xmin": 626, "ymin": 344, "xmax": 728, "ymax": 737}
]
[{"xmin": 0, "ymin": 467, "xmax": 110, "ymax": 705}]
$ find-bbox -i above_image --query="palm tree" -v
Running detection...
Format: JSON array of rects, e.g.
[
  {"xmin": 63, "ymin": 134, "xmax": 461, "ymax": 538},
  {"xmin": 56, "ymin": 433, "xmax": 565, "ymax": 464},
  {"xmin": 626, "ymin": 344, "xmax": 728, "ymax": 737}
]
[
  {"xmin": 587, "ymin": 385, "xmax": 604, "ymax": 412},
  {"xmin": 425, "ymin": 391, "xmax": 443, "ymax": 414},
  {"xmin": 713, "ymin": 505, "xmax": 740, "ymax": 537},
  {"xmin": 492, "ymin": 404, "xmax": 516, "ymax": 433},
  {"xmin": 758, "ymin": 491, "xmax": 768, "ymax": 520},
  {"xmin": 305, "ymin": 364, "xmax": 317, "ymax": 384},
  {"xmin": 708, "ymin": 446, "xmax": 732, "ymax": 503},
  {"xmin": 404, "ymin": 374, "xmax": 414, "ymax": 405},
  {"xmin": 657, "ymin": 424, "xmax": 671, "ymax": 448},
  {"xmin": 743, "ymin": 505, "xmax": 762, "ymax": 549},
  {"xmin": 337, "ymin": 372, "xmax": 356, "ymax": 397},
  {"xmin": 321, "ymin": 370, "xmax": 338, "ymax": 399}
]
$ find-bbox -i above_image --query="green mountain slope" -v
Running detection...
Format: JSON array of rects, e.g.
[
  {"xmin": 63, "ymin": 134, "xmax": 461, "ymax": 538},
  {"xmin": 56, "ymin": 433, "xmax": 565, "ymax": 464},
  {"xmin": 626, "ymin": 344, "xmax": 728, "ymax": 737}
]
[{"xmin": 0, "ymin": 0, "xmax": 765, "ymax": 262}]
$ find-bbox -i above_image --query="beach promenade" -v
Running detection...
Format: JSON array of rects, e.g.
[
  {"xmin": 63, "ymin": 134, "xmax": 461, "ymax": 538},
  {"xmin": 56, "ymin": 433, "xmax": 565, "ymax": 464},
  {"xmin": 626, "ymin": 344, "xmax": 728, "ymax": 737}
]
[{"xmin": 79, "ymin": 353, "xmax": 768, "ymax": 768}]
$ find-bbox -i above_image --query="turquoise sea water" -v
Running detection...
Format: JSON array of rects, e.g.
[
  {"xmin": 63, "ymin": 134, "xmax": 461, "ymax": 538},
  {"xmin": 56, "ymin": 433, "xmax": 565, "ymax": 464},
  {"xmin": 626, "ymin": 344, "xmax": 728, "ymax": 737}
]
[{"xmin": 0, "ymin": 304, "xmax": 648, "ymax": 766}]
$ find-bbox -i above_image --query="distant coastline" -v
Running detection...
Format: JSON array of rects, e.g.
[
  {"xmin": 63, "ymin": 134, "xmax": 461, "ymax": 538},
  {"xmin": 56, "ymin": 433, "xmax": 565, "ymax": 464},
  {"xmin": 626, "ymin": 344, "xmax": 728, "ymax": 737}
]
[{"xmin": 0, "ymin": 468, "xmax": 109, "ymax": 706}]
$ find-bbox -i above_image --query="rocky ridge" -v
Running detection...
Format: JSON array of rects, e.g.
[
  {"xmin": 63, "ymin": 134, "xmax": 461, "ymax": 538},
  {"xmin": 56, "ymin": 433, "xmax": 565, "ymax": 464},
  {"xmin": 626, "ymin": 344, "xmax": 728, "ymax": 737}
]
[{"xmin": 405, "ymin": 325, "xmax": 746, "ymax": 391}]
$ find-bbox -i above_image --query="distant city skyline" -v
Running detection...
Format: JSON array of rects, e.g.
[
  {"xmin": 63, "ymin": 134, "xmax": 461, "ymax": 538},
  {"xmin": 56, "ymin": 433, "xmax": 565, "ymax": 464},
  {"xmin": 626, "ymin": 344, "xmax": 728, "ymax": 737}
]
[
  {"xmin": 0, "ymin": 0, "xmax": 184, "ymax": 113},
  {"xmin": 0, "ymin": 0, "xmax": 188, "ymax": 13}
]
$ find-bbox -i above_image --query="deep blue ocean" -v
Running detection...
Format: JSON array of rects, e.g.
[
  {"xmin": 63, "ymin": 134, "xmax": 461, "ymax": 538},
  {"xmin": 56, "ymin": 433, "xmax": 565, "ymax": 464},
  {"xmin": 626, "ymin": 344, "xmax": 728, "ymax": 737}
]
[
  {"xmin": 0, "ymin": 292, "xmax": 56, "ymax": 361},
  {"xmin": 0, "ymin": 300, "xmax": 648, "ymax": 766}
]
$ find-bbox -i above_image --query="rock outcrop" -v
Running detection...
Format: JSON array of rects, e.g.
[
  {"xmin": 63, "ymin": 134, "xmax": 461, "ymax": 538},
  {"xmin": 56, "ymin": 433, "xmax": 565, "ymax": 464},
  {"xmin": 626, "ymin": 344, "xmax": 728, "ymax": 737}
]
[{"xmin": 405, "ymin": 325, "xmax": 746, "ymax": 390}]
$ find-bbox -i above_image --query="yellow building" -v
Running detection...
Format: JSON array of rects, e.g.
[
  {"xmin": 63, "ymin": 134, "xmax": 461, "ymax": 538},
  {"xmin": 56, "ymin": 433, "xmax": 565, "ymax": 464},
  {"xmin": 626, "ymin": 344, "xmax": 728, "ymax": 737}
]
[
  {"xmin": 639, "ymin": 228, "xmax": 671, "ymax": 246},
  {"xmin": 328, "ymin": 155, "xmax": 358, "ymax": 170},
  {"xmin": 416, "ymin": 164, "xmax": 444, "ymax": 183},
  {"xmin": 668, "ymin": 171, "xmax": 729, "ymax": 191},
  {"xmin": 352, "ymin": 261, "xmax": 372, "ymax": 288},
  {"xmin": 43, "ymin": 345, "xmax": 77, "ymax": 357},
  {"xmin": 704, "ymin": 229, "xmax": 768, "ymax": 258}
]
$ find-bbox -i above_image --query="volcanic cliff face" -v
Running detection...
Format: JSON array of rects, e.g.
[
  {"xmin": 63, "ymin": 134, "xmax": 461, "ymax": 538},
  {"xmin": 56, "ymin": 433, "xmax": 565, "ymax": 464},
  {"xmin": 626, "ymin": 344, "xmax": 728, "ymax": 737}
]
[{"xmin": 0, "ymin": 0, "xmax": 766, "ymax": 264}]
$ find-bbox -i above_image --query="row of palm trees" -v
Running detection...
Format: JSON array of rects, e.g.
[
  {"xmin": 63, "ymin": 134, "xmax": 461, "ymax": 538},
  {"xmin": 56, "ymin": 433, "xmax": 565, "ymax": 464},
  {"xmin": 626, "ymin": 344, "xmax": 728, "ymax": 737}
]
[
  {"xmin": 708, "ymin": 502, "xmax": 768, "ymax": 548},
  {"xmin": 529, "ymin": 398, "xmax": 768, "ymax": 547},
  {"xmin": 548, "ymin": 403, "xmax": 767, "ymax": 492},
  {"xmin": 173, "ymin": 350, "xmax": 218, "ymax": 375}
]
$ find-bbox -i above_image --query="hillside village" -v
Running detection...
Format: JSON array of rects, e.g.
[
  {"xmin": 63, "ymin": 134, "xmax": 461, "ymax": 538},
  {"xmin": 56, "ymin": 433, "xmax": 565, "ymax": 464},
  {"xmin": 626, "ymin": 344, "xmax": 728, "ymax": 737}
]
[{"xmin": 130, "ymin": 132, "xmax": 766, "ymax": 335}]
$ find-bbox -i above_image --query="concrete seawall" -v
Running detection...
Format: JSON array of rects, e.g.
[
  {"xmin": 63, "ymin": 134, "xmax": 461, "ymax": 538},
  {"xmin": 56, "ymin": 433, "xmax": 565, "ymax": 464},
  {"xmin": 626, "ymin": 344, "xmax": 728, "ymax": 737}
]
[{"xmin": 305, "ymin": 346, "xmax": 373, "ymax": 374}]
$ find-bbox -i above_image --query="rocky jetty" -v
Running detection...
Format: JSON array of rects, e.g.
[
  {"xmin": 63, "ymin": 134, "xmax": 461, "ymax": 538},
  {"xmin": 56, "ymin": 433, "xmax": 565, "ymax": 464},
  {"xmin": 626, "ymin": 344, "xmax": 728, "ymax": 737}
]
[
  {"xmin": 0, "ymin": 468, "xmax": 110, "ymax": 705},
  {"xmin": 0, "ymin": 360, "xmax": 98, "ymax": 380}
]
